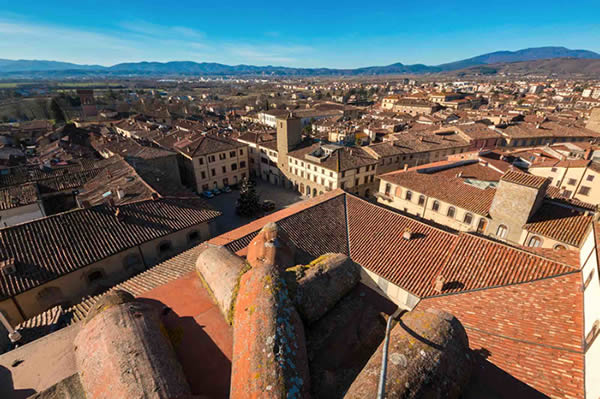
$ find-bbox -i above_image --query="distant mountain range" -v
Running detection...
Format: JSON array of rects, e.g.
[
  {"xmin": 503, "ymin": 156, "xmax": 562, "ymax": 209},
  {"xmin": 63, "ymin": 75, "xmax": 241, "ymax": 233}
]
[{"xmin": 0, "ymin": 47, "xmax": 599, "ymax": 78}]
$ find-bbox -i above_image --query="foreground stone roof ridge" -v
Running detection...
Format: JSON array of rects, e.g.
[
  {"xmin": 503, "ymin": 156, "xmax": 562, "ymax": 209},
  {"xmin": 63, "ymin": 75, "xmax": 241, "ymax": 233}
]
[
  {"xmin": 3, "ymin": 189, "xmax": 589, "ymax": 399},
  {"xmin": 196, "ymin": 222, "xmax": 473, "ymax": 398}
]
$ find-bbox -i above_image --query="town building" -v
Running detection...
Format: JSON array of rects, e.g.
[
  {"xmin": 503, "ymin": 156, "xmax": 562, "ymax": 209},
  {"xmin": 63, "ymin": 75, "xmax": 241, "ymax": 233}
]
[
  {"xmin": 0, "ymin": 197, "xmax": 221, "ymax": 324},
  {"xmin": 165, "ymin": 134, "xmax": 249, "ymax": 192},
  {"xmin": 377, "ymin": 161, "xmax": 594, "ymax": 251},
  {"xmin": 528, "ymin": 159, "xmax": 600, "ymax": 205}
]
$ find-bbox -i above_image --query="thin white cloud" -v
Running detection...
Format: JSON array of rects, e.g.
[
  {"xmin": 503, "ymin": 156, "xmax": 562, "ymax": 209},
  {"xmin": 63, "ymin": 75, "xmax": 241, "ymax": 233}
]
[
  {"xmin": 224, "ymin": 43, "xmax": 313, "ymax": 65},
  {"xmin": 0, "ymin": 17, "xmax": 315, "ymax": 66}
]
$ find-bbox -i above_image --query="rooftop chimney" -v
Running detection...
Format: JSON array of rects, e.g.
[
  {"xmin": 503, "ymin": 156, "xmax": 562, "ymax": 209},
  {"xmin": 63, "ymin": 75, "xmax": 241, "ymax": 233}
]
[
  {"xmin": 115, "ymin": 207, "xmax": 125, "ymax": 222},
  {"xmin": 116, "ymin": 186, "xmax": 125, "ymax": 200},
  {"xmin": 434, "ymin": 275, "xmax": 445, "ymax": 294},
  {"xmin": 402, "ymin": 229, "xmax": 412, "ymax": 240}
]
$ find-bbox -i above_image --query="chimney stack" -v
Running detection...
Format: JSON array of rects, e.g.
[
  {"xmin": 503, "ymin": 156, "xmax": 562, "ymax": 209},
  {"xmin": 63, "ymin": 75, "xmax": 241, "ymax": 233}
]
[
  {"xmin": 116, "ymin": 186, "xmax": 125, "ymax": 200},
  {"xmin": 402, "ymin": 229, "xmax": 412, "ymax": 240},
  {"xmin": 115, "ymin": 207, "xmax": 125, "ymax": 222},
  {"xmin": 434, "ymin": 275, "xmax": 445, "ymax": 293}
]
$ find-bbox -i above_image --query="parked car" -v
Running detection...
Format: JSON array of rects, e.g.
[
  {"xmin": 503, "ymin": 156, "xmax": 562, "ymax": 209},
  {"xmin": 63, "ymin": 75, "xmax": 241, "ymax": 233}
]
[
  {"xmin": 262, "ymin": 200, "xmax": 276, "ymax": 211},
  {"xmin": 222, "ymin": 185, "xmax": 232, "ymax": 193},
  {"xmin": 201, "ymin": 190, "xmax": 214, "ymax": 199},
  {"xmin": 212, "ymin": 188, "xmax": 221, "ymax": 195}
]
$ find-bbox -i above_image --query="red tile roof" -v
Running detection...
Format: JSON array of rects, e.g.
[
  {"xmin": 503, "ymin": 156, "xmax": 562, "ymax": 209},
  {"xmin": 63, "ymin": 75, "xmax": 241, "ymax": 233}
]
[
  {"xmin": 210, "ymin": 191, "xmax": 576, "ymax": 299},
  {"xmin": 346, "ymin": 196, "xmax": 575, "ymax": 297},
  {"xmin": 379, "ymin": 167, "xmax": 497, "ymax": 216},
  {"xmin": 0, "ymin": 198, "xmax": 221, "ymax": 299},
  {"xmin": 524, "ymin": 203, "xmax": 593, "ymax": 247},
  {"xmin": 416, "ymin": 272, "xmax": 584, "ymax": 399},
  {"xmin": 501, "ymin": 170, "xmax": 548, "ymax": 189}
]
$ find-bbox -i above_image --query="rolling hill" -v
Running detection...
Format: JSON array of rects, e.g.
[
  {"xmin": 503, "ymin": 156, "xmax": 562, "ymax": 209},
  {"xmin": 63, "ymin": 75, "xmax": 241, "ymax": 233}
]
[{"xmin": 0, "ymin": 47, "xmax": 598, "ymax": 77}]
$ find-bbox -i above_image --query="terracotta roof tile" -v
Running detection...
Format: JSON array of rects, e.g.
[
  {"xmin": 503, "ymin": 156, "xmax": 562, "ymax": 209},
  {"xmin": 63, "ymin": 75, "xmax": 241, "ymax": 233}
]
[
  {"xmin": 379, "ymin": 168, "xmax": 496, "ymax": 216},
  {"xmin": 501, "ymin": 170, "xmax": 548, "ymax": 189},
  {"xmin": 416, "ymin": 272, "xmax": 584, "ymax": 399},
  {"xmin": 525, "ymin": 203, "xmax": 593, "ymax": 247},
  {"xmin": 0, "ymin": 198, "xmax": 221, "ymax": 299}
]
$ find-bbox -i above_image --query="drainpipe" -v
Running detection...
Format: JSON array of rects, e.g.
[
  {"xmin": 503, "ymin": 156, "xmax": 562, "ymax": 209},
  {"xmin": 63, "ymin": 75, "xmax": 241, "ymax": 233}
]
[
  {"xmin": 377, "ymin": 308, "xmax": 405, "ymax": 399},
  {"xmin": 0, "ymin": 311, "xmax": 21, "ymax": 344}
]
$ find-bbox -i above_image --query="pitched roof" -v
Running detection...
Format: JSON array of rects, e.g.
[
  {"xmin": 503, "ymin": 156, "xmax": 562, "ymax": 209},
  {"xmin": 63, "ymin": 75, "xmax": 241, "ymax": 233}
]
[
  {"xmin": 0, "ymin": 183, "xmax": 39, "ymax": 210},
  {"xmin": 379, "ymin": 167, "xmax": 497, "ymax": 216},
  {"xmin": 209, "ymin": 191, "xmax": 574, "ymax": 299},
  {"xmin": 416, "ymin": 272, "xmax": 583, "ymax": 399},
  {"xmin": 524, "ymin": 203, "xmax": 593, "ymax": 247},
  {"xmin": 0, "ymin": 198, "xmax": 221, "ymax": 299},
  {"xmin": 346, "ymin": 195, "xmax": 575, "ymax": 297},
  {"xmin": 501, "ymin": 170, "xmax": 548, "ymax": 189},
  {"xmin": 180, "ymin": 134, "xmax": 246, "ymax": 157},
  {"xmin": 288, "ymin": 144, "xmax": 378, "ymax": 172},
  {"xmin": 0, "ymin": 159, "xmax": 104, "ymax": 188}
]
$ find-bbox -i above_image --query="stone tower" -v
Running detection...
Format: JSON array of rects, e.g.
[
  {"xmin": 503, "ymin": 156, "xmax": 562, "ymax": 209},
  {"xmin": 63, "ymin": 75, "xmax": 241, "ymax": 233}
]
[
  {"xmin": 586, "ymin": 107, "xmax": 600, "ymax": 134},
  {"xmin": 276, "ymin": 113, "xmax": 302, "ymax": 171},
  {"xmin": 488, "ymin": 170, "xmax": 549, "ymax": 243},
  {"xmin": 77, "ymin": 89, "xmax": 97, "ymax": 118}
]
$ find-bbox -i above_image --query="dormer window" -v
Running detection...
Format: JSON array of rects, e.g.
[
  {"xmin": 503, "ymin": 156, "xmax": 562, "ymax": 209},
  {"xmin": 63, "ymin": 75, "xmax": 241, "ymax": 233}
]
[{"xmin": 528, "ymin": 236, "xmax": 543, "ymax": 248}]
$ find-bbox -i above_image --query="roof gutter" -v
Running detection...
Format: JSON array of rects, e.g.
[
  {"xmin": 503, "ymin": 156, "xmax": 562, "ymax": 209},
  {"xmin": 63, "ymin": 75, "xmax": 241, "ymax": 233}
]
[{"xmin": 377, "ymin": 308, "xmax": 405, "ymax": 399}]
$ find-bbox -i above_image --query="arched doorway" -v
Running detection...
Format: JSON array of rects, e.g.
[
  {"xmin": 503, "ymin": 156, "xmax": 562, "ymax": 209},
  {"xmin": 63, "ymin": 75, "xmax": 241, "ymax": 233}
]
[
  {"xmin": 312, "ymin": 188, "xmax": 317, "ymax": 197},
  {"xmin": 306, "ymin": 185, "xmax": 311, "ymax": 196}
]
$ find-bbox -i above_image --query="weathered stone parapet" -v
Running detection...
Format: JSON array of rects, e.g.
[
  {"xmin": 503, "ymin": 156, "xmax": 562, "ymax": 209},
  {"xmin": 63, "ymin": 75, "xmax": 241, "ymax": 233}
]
[
  {"xmin": 345, "ymin": 309, "xmax": 472, "ymax": 399},
  {"xmin": 230, "ymin": 223, "xmax": 310, "ymax": 399},
  {"xmin": 73, "ymin": 291, "xmax": 191, "ymax": 399},
  {"xmin": 290, "ymin": 253, "xmax": 361, "ymax": 324},
  {"xmin": 196, "ymin": 243, "xmax": 250, "ymax": 324}
]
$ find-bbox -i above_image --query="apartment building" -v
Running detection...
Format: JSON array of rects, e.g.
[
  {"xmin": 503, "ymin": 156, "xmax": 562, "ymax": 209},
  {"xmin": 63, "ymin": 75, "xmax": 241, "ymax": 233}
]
[
  {"xmin": 529, "ymin": 159, "xmax": 600, "ymax": 205},
  {"xmin": 377, "ymin": 162, "xmax": 593, "ymax": 251},
  {"xmin": 172, "ymin": 134, "xmax": 249, "ymax": 192},
  {"xmin": 287, "ymin": 143, "xmax": 378, "ymax": 197}
]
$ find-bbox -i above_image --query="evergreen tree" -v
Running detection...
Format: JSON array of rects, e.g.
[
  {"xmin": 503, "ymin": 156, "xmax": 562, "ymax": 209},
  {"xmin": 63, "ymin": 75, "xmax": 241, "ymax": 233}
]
[
  {"xmin": 236, "ymin": 178, "xmax": 260, "ymax": 216},
  {"xmin": 50, "ymin": 98, "xmax": 66, "ymax": 123}
]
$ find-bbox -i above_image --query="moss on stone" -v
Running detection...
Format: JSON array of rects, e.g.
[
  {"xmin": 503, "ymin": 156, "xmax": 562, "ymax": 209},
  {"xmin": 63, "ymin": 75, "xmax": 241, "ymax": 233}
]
[
  {"xmin": 84, "ymin": 290, "xmax": 135, "ymax": 324},
  {"xmin": 227, "ymin": 262, "xmax": 252, "ymax": 324}
]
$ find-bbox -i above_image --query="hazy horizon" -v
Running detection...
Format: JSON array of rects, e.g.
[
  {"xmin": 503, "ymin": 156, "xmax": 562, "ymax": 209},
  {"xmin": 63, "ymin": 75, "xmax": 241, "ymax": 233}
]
[{"xmin": 1, "ymin": 1, "xmax": 599, "ymax": 68}]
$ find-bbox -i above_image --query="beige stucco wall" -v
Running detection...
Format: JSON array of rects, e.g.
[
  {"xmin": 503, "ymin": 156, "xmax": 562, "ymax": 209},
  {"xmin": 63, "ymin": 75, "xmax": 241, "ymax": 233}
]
[
  {"xmin": 581, "ymin": 227, "xmax": 600, "ymax": 399},
  {"xmin": 377, "ymin": 179, "xmax": 488, "ymax": 233},
  {"xmin": 185, "ymin": 146, "xmax": 249, "ymax": 192},
  {"xmin": 0, "ymin": 298, "xmax": 24, "ymax": 327},
  {"xmin": 360, "ymin": 267, "xmax": 419, "ymax": 310},
  {"xmin": 287, "ymin": 155, "xmax": 377, "ymax": 197}
]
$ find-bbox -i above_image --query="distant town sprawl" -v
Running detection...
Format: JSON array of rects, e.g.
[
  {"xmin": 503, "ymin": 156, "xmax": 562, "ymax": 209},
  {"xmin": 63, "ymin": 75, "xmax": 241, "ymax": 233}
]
[{"xmin": 0, "ymin": 77, "xmax": 599, "ymax": 399}]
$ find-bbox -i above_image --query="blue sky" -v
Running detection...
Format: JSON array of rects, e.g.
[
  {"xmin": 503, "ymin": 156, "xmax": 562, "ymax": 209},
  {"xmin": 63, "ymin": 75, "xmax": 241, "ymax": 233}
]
[{"xmin": 1, "ymin": 1, "xmax": 599, "ymax": 68}]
